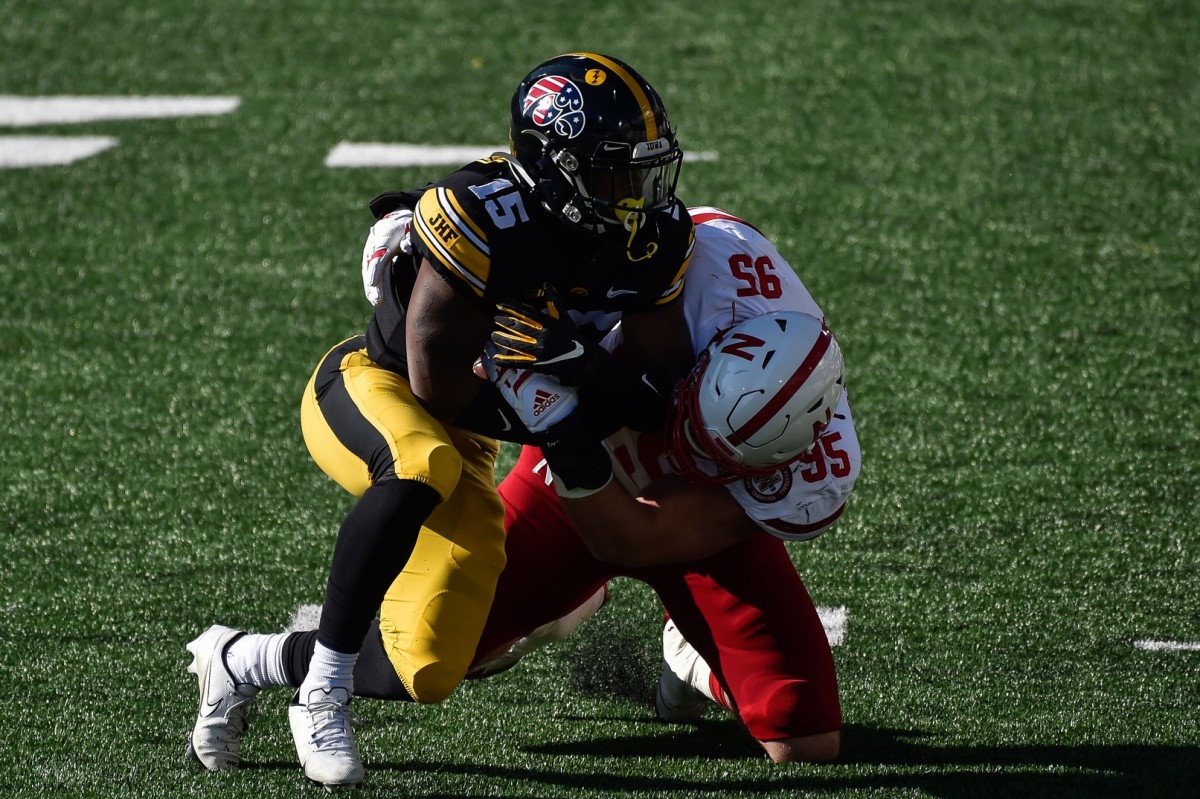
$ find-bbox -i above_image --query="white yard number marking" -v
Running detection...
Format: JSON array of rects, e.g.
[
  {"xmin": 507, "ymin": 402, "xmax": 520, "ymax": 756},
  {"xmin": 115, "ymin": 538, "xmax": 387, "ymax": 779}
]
[{"xmin": 0, "ymin": 96, "xmax": 239, "ymax": 168}]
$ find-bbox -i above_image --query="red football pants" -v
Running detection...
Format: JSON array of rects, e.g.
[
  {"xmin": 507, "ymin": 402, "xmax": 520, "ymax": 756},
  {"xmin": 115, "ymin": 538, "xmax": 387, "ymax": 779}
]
[{"xmin": 473, "ymin": 446, "xmax": 842, "ymax": 741}]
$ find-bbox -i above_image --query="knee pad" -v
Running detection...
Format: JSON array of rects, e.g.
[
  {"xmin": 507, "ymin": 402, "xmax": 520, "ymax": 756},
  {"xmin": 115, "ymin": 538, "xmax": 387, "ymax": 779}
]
[
  {"xmin": 392, "ymin": 434, "xmax": 462, "ymax": 502},
  {"xmin": 406, "ymin": 659, "xmax": 468, "ymax": 704},
  {"xmin": 739, "ymin": 678, "xmax": 842, "ymax": 742}
]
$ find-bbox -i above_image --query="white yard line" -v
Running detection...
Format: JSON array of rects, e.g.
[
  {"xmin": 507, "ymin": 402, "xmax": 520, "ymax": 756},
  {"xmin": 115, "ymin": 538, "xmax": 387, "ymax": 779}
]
[
  {"xmin": 0, "ymin": 135, "xmax": 117, "ymax": 167},
  {"xmin": 0, "ymin": 96, "xmax": 239, "ymax": 127},
  {"xmin": 287, "ymin": 603, "xmax": 324, "ymax": 633},
  {"xmin": 0, "ymin": 97, "xmax": 240, "ymax": 168},
  {"xmin": 818, "ymin": 606, "xmax": 848, "ymax": 647},
  {"xmin": 1134, "ymin": 639, "xmax": 1200, "ymax": 652},
  {"xmin": 326, "ymin": 141, "xmax": 718, "ymax": 168}
]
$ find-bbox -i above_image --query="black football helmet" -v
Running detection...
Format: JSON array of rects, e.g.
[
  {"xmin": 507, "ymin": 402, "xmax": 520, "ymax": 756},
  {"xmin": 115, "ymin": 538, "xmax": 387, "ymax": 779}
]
[{"xmin": 508, "ymin": 52, "xmax": 684, "ymax": 247}]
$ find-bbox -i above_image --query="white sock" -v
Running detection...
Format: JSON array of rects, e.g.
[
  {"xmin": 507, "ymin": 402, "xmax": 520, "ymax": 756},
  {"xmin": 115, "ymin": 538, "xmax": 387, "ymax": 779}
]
[
  {"xmin": 298, "ymin": 641, "xmax": 357, "ymax": 702},
  {"xmin": 663, "ymin": 620, "xmax": 719, "ymax": 703},
  {"xmin": 517, "ymin": 583, "xmax": 609, "ymax": 652},
  {"xmin": 687, "ymin": 652, "xmax": 719, "ymax": 703},
  {"xmin": 223, "ymin": 632, "xmax": 290, "ymax": 689}
]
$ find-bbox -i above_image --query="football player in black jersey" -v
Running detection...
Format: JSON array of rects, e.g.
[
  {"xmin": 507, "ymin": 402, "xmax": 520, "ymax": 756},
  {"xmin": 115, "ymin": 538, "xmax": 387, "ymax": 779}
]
[{"xmin": 185, "ymin": 53, "xmax": 695, "ymax": 788}]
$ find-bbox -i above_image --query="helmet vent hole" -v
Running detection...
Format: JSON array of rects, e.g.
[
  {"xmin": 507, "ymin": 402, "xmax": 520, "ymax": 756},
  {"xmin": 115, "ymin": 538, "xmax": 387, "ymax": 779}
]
[
  {"xmin": 774, "ymin": 318, "xmax": 788, "ymax": 332},
  {"xmin": 807, "ymin": 399, "xmax": 825, "ymax": 413},
  {"xmin": 762, "ymin": 350, "xmax": 776, "ymax": 368}
]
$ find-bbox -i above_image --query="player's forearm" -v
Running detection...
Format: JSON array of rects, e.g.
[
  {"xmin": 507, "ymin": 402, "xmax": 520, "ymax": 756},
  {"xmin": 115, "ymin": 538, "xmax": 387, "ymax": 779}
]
[
  {"xmin": 557, "ymin": 484, "xmax": 679, "ymax": 568},
  {"xmin": 558, "ymin": 480, "xmax": 754, "ymax": 568},
  {"xmin": 620, "ymin": 301, "xmax": 694, "ymax": 380}
]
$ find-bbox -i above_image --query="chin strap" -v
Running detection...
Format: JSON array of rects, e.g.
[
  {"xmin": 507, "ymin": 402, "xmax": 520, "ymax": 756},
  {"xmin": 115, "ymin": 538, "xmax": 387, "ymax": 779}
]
[{"xmin": 616, "ymin": 197, "xmax": 658, "ymax": 262}]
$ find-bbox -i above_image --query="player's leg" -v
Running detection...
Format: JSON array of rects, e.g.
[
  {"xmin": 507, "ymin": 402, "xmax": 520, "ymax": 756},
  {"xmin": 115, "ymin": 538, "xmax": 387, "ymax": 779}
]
[
  {"xmin": 646, "ymin": 535, "xmax": 842, "ymax": 762},
  {"xmin": 468, "ymin": 445, "xmax": 615, "ymax": 676},
  {"xmin": 370, "ymin": 423, "xmax": 507, "ymax": 703},
  {"xmin": 201, "ymin": 445, "xmax": 609, "ymax": 710},
  {"xmin": 290, "ymin": 337, "xmax": 487, "ymax": 787}
]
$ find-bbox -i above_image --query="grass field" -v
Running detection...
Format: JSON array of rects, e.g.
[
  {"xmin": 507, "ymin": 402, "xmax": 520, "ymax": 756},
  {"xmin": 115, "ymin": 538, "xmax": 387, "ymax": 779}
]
[{"xmin": 2, "ymin": 1, "xmax": 1198, "ymax": 797}]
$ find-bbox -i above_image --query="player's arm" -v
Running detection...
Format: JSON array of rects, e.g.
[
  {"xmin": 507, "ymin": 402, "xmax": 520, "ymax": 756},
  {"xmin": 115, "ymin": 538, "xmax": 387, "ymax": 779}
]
[
  {"xmin": 617, "ymin": 298, "xmax": 694, "ymax": 382},
  {"xmin": 491, "ymin": 297, "xmax": 685, "ymax": 433},
  {"xmin": 557, "ymin": 475, "xmax": 762, "ymax": 568},
  {"xmin": 404, "ymin": 258, "xmax": 536, "ymax": 446},
  {"xmin": 482, "ymin": 350, "xmax": 758, "ymax": 565},
  {"xmin": 404, "ymin": 257, "xmax": 492, "ymax": 418}
]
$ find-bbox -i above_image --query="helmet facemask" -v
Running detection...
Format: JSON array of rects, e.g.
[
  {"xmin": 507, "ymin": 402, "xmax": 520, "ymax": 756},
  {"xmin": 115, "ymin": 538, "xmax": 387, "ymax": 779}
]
[
  {"xmin": 574, "ymin": 140, "xmax": 682, "ymax": 240},
  {"xmin": 666, "ymin": 350, "xmax": 743, "ymax": 485},
  {"xmin": 523, "ymin": 135, "xmax": 682, "ymax": 255}
]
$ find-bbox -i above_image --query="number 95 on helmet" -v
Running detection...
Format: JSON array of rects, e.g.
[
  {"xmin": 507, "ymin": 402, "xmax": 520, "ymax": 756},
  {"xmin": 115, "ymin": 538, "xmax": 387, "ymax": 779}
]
[
  {"xmin": 508, "ymin": 52, "xmax": 683, "ymax": 241},
  {"xmin": 667, "ymin": 312, "xmax": 846, "ymax": 483}
]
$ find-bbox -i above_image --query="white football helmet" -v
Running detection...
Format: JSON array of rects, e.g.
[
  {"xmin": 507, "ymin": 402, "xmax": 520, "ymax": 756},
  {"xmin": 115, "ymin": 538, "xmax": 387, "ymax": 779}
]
[{"xmin": 667, "ymin": 311, "xmax": 845, "ymax": 483}]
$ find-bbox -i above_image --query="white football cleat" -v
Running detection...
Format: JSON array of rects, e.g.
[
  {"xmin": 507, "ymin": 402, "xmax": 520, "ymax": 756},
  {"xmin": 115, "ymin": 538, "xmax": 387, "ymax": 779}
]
[
  {"xmin": 654, "ymin": 619, "xmax": 710, "ymax": 723},
  {"xmin": 186, "ymin": 624, "xmax": 260, "ymax": 770},
  {"xmin": 289, "ymin": 687, "xmax": 364, "ymax": 789}
]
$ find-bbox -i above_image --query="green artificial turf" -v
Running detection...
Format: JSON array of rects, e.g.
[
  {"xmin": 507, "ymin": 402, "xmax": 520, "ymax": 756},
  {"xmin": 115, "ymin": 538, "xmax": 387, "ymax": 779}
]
[{"xmin": 1, "ymin": 1, "xmax": 1196, "ymax": 796}]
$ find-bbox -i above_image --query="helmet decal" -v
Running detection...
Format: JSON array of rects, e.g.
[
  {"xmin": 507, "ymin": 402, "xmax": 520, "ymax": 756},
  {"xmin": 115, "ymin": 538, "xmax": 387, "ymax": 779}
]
[
  {"xmin": 575, "ymin": 51, "xmax": 659, "ymax": 140},
  {"xmin": 522, "ymin": 76, "xmax": 586, "ymax": 139},
  {"xmin": 729, "ymin": 326, "xmax": 832, "ymax": 444},
  {"xmin": 744, "ymin": 469, "xmax": 793, "ymax": 504}
]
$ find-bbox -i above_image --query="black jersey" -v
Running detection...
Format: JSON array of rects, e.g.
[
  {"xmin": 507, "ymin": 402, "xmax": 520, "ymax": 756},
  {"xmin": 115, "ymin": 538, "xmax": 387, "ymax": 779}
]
[{"xmin": 365, "ymin": 155, "xmax": 694, "ymax": 377}]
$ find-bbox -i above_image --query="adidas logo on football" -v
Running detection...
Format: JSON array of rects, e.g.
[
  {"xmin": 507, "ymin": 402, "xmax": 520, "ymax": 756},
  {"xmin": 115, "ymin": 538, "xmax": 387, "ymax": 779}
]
[{"xmin": 531, "ymin": 388, "xmax": 560, "ymax": 417}]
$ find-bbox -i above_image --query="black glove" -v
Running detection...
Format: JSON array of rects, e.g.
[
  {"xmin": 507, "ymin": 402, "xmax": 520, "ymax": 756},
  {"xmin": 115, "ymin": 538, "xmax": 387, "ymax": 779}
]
[
  {"xmin": 491, "ymin": 289, "xmax": 601, "ymax": 385},
  {"xmin": 536, "ymin": 408, "xmax": 614, "ymax": 499}
]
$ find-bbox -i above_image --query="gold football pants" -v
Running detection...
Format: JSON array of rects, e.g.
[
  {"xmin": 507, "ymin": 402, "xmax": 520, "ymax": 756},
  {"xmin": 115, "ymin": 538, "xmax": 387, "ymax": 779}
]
[{"xmin": 300, "ymin": 336, "xmax": 506, "ymax": 703}]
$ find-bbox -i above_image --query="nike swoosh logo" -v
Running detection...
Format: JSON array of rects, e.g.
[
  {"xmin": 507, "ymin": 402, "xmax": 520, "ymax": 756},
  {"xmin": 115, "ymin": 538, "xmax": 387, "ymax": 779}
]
[
  {"xmin": 606, "ymin": 287, "xmax": 637, "ymax": 298},
  {"xmin": 497, "ymin": 410, "xmax": 512, "ymax": 432},
  {"xmin": 538, "ymin": 341, "xmax": 585, "ymax": 365},
  {"xmin": 640, "ymin": 374, "xmax": 659, "ymax": 394},
  {"xmin": 201, "ymin": 696, "xmax": 224, "ymax": 716}
]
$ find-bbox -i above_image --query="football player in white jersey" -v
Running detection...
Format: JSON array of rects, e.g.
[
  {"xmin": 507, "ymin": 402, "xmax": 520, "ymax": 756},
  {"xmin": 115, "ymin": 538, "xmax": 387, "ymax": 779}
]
[
  {"xmin": 185, "ymin": 207, "xmax": 859, "ymax": 768},
  {"xmin": 474, "ymin": 206, "xmax": 860, "ymax": 762}
]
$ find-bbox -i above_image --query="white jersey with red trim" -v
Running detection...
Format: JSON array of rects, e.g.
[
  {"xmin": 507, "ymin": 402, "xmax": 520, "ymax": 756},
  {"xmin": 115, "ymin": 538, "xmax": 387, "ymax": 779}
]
[{"xmin": 602, "ymin": 206, "xmax": 861, "ymax": 541}]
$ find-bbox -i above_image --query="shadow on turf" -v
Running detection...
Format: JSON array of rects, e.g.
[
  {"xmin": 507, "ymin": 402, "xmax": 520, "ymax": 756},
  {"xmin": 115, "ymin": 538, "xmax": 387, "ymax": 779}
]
[
  {"xmin": 390, "ymin": 724, "xmax": 1195, "ymax": 798},
  {"xmin": 234, "ymin": 725, "xmax": 1198, "ymax": 798},
  {"xmin": 833, "ymin": 726, "xmax": 1200, "ymax": 797}
]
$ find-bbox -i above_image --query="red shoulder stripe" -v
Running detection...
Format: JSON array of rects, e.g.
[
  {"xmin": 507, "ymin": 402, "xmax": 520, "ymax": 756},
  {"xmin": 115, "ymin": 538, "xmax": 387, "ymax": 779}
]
[{"xmin": 688, "ymin": 208, "xmax": 764, "ymax": 236}]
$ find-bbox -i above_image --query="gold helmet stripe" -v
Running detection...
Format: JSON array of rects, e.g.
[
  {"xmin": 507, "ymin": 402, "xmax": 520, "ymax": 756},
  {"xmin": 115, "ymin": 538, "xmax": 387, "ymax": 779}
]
[{"xmin": 568, "ymin": 52, "xmax": 658, "ymax": 140}]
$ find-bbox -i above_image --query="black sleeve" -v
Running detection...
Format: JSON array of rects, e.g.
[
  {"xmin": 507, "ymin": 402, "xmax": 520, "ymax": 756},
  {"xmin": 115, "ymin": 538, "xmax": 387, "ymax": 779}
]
[
  {"xmin": 576, "ymin": 350, "xmax": 676, "ymax": 434},
  {"xmin": 451, "ymin": 381, "xmax": 539, "ymax": 444}
]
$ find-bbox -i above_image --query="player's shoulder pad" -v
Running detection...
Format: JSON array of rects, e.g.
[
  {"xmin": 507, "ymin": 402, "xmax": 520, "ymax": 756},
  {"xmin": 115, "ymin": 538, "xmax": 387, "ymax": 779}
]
[
  {"xmin": 368, "ymin": 187, "xmax": 429, "ymax": 220},
  {"xmin": 411, "ymin": 173, "xmax": 495, "ymax": 299}
]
